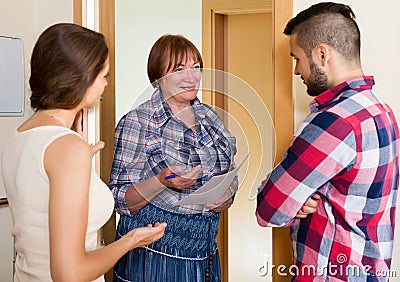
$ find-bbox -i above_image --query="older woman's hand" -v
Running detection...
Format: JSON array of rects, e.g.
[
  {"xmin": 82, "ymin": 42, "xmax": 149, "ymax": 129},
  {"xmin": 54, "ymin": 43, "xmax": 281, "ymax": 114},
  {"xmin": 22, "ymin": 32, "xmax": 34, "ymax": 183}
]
[
  {"xmin": 204, "ymin": 187, "xmax": 234, "ymax": 213},
  {"xmin": 157, "ymin": 165, "xmax": 201, "ymax": 190}
]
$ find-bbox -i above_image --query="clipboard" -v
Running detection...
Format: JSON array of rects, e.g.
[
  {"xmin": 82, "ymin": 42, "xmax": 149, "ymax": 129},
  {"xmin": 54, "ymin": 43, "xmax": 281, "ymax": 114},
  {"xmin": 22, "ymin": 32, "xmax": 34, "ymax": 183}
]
[{"xmin": 173, "ymin": 151, "xmax": 250, "ymax": 206}]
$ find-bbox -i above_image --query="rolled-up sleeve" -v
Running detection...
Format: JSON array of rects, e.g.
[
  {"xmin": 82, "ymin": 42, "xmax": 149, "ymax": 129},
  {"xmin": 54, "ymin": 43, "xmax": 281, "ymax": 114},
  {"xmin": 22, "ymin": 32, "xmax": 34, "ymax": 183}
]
[{"xmin": 108, "ymin": 112, "xmax": 149, "ymax": 216}]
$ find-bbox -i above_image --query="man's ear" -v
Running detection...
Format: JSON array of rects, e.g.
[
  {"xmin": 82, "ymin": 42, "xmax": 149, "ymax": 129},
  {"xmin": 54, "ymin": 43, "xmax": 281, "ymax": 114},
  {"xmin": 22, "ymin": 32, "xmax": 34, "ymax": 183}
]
[{"xmin": 313, "ymin": 44, "xmax": 330, "ymax": 67}]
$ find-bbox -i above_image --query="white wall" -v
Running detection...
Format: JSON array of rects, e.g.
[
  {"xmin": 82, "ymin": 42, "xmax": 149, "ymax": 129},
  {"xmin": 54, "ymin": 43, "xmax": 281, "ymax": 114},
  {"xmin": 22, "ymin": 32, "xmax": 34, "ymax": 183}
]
[
  {"xmin": 294, "ymin": 1, "xmax": 400, "ymax": 280},
  {"xmin": 115, "ymin": 0, "xmax": 202, "ymax": 121},
  {"xmin": 0, "ymin": 0, "xmax": 73, "ymax": 280}
]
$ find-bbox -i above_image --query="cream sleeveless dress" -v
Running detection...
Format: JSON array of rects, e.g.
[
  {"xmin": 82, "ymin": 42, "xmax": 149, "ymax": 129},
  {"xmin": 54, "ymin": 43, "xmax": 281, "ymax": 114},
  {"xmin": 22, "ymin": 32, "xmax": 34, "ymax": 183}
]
[{"xmin": 1, "ymin": 126, "xmax": 114, "ymax": 281}]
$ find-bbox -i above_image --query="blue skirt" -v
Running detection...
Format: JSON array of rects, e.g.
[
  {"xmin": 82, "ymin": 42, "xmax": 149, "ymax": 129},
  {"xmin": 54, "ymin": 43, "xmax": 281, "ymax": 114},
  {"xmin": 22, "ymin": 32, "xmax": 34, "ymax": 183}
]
[{"xmin": 113, "ymin": 203, "xmax": 221, "ymax": 282}]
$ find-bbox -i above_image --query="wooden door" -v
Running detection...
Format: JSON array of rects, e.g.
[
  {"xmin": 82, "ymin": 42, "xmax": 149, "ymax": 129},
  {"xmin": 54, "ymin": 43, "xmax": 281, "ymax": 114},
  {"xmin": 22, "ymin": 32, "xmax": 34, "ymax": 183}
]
[{"xmin": 203, "ymin": 1, "xmax": 294, "ymax": 281}]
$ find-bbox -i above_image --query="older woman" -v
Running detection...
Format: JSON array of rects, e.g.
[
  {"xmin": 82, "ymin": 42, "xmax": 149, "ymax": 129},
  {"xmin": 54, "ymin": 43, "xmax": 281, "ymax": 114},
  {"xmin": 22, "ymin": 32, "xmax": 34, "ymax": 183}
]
[{"xmin": 109, "ymin": 34, "xmax": 237, "ymax": 281}]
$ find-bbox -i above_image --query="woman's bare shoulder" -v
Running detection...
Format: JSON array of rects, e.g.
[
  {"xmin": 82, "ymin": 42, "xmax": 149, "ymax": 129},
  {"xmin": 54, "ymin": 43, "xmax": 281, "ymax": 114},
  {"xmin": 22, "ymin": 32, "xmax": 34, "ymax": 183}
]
[{"xmin": 45, "ymin": 133, "xmax": 92, "ymax": 165}]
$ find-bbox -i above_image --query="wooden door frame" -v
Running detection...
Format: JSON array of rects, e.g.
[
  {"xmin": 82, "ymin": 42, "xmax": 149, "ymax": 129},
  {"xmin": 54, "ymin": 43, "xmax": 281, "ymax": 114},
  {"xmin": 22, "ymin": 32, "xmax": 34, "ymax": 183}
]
[
  {"xmin": 73, "ymin": 0, "xmax": 116, "ymax": 183},
  {"xmin": 202, "ymin": 0, "xmax": 294, "ymax": 281},
  {"xmin": 74, "ymin": 1, "xmax": 116, "ymax": 281},
  {"xmin": 271, "ymin": 2, "xmax": 295, "ymax": 281}
]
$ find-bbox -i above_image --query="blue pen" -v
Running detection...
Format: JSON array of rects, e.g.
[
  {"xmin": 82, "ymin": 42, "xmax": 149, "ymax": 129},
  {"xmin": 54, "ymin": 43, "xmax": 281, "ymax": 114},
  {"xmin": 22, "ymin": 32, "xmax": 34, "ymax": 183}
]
[{"xmin": 164, "ymin": 173, "xmax": 181, "ymax": 180}]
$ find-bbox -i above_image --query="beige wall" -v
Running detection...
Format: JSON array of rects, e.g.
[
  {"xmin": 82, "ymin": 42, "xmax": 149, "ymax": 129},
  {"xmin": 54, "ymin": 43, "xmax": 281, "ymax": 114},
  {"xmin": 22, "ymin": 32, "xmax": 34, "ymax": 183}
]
[
  {"xmin": 1, "ymin": 0, "xmax": 399, "ymax": 280},
  {"xmin": 294, "ymin": 1, "xmax": 400, "ymax": 279},
  {"xmin": 0, "ymin": 0, "xmax": 73, "ymax": 279}
]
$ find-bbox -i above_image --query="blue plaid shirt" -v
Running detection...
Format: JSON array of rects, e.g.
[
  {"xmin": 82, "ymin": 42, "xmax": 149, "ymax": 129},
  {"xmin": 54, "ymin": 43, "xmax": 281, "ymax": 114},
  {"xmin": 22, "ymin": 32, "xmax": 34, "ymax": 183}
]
[{"xmin": 108, "ymin": 88, "xmax": 237, "ymax": 215}]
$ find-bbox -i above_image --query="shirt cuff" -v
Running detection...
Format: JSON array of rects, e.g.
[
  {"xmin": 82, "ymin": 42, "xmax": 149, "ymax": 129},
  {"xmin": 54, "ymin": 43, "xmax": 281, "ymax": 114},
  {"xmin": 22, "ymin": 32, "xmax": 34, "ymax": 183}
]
[{"xmin": 112, "ymin": 183, "xmax": 137, "ymax": 217}]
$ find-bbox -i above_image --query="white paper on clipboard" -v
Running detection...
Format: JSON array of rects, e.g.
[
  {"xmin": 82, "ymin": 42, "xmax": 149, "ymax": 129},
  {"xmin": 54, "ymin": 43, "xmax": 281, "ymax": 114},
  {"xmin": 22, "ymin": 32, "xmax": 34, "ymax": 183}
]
[{"xmin": 173, "ymin": 151, "xmax": 250, "ymax": 206}]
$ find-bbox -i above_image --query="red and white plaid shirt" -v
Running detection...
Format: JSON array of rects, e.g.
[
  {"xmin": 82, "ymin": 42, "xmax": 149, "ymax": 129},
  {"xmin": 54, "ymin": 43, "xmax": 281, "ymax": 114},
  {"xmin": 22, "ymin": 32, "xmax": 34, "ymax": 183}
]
[{"xmin": 257, "ymin": 76, "xmax": 399, "ymax": 281}]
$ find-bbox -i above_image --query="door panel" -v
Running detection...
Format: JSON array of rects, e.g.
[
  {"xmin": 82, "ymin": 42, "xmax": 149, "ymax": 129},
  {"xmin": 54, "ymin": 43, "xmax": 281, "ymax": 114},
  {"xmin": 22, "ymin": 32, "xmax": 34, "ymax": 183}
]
[
  {"xmin": 224, "ymin": 13, "xmax": 274, "ymax": 282},
  {"xmin": 203, "ymin": 0, "xmax": 294, "ymax": 281}
]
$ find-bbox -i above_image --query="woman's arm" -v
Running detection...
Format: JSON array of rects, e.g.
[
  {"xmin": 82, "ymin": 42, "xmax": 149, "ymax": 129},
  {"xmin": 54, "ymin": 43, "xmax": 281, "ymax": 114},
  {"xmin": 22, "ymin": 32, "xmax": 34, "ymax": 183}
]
[
  {"xmin": 125, "ymin": 165, "xmax": 201, "ymax": 212},
  {"xmin": 45, "ymin": 134, "xmax": 165, "ymax": 282}
]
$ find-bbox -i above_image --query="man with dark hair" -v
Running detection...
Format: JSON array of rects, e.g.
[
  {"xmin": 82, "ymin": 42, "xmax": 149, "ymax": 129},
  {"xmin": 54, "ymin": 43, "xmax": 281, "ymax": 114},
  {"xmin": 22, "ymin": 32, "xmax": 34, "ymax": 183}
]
[{"xmin": 256, "ymin": 2, "xmax": 399, "ymax": 281}]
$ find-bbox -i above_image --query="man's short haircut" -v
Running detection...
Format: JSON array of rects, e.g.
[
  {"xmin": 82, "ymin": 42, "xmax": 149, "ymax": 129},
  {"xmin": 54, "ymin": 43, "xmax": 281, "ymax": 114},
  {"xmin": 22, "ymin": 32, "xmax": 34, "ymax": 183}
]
[{"xmin": 284, "ymin": 2, "xmax": 361, "ymax": 63}]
